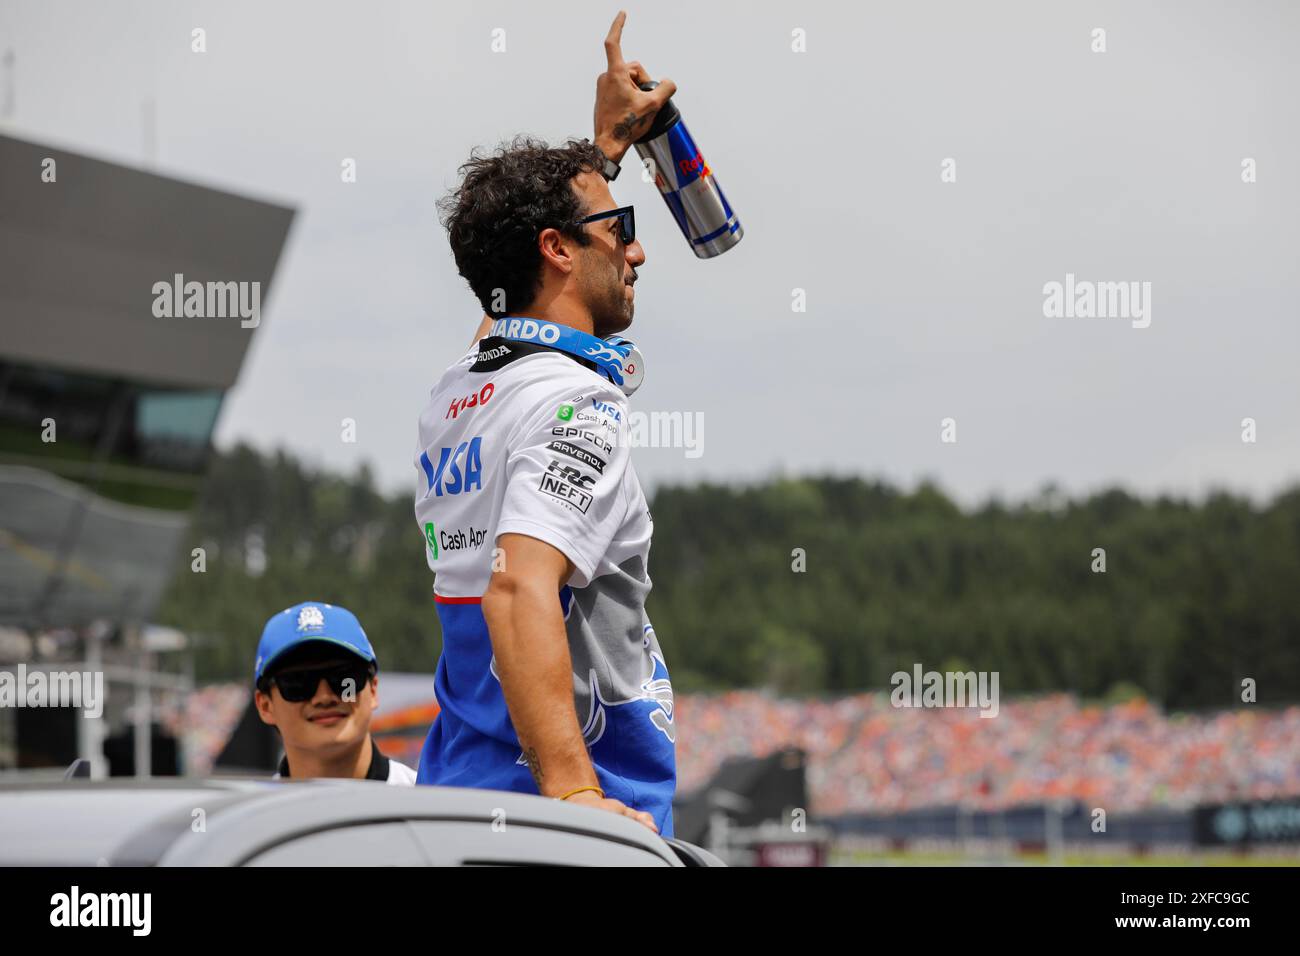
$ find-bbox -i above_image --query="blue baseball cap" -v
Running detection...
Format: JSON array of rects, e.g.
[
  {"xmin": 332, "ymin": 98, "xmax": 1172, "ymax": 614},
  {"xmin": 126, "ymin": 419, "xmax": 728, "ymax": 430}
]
[{"xmin": 254, "ymin": 601, "xmax": 377, "ymax": 684}]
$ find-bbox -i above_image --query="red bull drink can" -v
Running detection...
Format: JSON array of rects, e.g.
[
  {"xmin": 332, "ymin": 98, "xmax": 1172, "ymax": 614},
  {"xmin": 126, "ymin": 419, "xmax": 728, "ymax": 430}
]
[{"xmin": 634, "ymin": 81, "xmax": 743, "ymax": 259}]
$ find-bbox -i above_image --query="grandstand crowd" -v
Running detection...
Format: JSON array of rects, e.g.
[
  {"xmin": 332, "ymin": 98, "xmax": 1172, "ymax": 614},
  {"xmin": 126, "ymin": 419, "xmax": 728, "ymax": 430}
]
[{"xmin": 168, "ymin": 685, "xmax": 1300, "ymax": 814}]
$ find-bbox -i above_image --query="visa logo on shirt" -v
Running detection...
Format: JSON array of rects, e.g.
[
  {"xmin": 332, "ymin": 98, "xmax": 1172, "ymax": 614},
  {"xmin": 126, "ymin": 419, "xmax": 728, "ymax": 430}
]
[
  {"xmin": 591, "ymin": 400, "xmax": 622, "ymax": 422},
  {"xmin": 421, "ymin": 436, "xmax": 484, "ymax": 497}
]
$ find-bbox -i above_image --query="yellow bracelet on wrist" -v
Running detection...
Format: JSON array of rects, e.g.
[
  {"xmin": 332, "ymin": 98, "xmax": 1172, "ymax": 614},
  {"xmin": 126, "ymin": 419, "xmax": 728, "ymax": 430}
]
[{"xmin": 558, "ymin": 785, "xmax": 605, "ymax": 801}]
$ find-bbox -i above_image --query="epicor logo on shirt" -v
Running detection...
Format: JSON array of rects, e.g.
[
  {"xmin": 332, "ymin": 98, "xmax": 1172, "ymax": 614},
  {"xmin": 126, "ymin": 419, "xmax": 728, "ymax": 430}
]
[
  {"xmin": 424, "ymin": 436, "xmax": 484, "ymax": 497},
  {"xmin": 551, "ymin": 426, "xmax": 613, "ymax": 455}
]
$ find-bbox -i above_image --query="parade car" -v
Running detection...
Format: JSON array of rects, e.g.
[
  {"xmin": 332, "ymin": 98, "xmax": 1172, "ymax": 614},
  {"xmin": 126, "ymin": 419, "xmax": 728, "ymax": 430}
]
[{"xmin": 0, "ymin": 775, "xmax": 725, "ymax": 867}]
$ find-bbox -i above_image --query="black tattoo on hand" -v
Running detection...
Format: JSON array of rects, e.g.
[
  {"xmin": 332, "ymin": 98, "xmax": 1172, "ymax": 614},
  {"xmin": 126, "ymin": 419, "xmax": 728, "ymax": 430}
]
[
  {"xmin": 612, "ymin": 111, "xmax": 641, "ymax": 141},
  {"xmin": 524, "ymin": 747, "xmax": 543, "ymax": 785}
]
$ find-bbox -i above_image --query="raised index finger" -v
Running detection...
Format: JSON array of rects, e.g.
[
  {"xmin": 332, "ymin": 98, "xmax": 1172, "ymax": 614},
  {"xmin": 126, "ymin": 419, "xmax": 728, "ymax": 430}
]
[{"xmin": 604, "ymin": 10, "xmax": 627, "ymax": 70}]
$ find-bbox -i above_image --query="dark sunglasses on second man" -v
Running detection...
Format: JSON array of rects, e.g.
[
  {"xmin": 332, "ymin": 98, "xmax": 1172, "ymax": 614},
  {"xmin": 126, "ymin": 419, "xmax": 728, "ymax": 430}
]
[
  {"xmin": 267, "ymin": 662, "xmax": 374, "ymax": 702},
  {"xmin": 577, "ymin": 205, "xmax": 635, "ymax": 245}
]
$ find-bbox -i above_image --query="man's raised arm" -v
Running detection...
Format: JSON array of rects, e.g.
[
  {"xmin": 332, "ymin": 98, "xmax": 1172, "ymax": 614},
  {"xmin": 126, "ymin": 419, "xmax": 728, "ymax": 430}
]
[{"xmin": 467, "ymin": 11, "xmax": 673, "ymax": 349}]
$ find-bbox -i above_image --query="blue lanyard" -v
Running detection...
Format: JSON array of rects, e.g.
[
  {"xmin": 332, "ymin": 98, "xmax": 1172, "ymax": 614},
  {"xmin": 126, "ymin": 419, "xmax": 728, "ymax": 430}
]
[{"xmin": 490, "ymin": 316, "xmax": 641, "ymax": 392}]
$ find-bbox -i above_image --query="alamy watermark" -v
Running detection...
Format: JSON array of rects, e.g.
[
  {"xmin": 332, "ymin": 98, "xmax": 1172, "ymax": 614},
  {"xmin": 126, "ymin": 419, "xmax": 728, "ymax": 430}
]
[
  {"xmin": 152, "ymin": 273, "xmax": 261, "ymax": 328},
  {"xmin": 0, "ymin": 664, "xmax": 104, "ymax": 718},
  {"xmin": 50, "ymin": 886, "xmax": 150, "ymax": 935},
  {"xmin": 556, "ymin": 401, "xmax": 704, "ymax": 459},
  {"xmin": 890, "ymin": 663, "xmax": 999, "ymax": 718},
  {"xmin": 624, "ymin": 410, "xmax": 703, "ymax": 458},
  {"xmin": 1042, "ymin": 272, "xmax": 1151, "ymax": 329}
]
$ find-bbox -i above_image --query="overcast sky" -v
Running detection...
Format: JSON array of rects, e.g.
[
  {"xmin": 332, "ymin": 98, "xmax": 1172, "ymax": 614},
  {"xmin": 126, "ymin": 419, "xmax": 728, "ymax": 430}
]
[{"xmin": 4, "ymin": 0, "xmax": 1298, "ymax": 506}]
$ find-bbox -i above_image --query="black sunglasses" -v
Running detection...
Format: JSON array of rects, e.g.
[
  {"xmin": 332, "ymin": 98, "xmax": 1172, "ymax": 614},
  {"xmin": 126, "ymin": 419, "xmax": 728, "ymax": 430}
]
[
  {"xmin": 577, "ymin": 205, "xmax": 635, "ymax": 245},
  {"xmin": 266, "ymin": 662, "xmax": 374, "ymax": 702}
]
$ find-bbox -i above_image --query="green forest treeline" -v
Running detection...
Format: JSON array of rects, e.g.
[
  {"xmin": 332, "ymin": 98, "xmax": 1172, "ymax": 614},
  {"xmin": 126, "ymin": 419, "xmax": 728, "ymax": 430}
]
[{"xmin": 157, "ymin": 444, "xmax": 1300, "ymax": 710}]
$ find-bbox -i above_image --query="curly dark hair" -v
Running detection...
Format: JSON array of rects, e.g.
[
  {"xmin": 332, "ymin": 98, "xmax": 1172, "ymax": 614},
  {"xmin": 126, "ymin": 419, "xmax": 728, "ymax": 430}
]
[{"xmin": 437, "ymin": 135, "xmax": 607, "ymax": 319}]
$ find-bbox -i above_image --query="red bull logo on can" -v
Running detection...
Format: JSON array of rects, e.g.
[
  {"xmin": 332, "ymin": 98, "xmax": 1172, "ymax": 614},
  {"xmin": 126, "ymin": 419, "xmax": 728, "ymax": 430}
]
[{"xmin": 677, "ymin": 150, "xmax": 711, "ymax": 179}]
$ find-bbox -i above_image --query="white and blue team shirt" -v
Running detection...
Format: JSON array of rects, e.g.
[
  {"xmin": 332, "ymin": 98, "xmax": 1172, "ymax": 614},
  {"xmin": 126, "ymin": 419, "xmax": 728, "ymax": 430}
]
[{"xmin": 412, "ymin": 332, "xmax": 676, "ymax": 836}]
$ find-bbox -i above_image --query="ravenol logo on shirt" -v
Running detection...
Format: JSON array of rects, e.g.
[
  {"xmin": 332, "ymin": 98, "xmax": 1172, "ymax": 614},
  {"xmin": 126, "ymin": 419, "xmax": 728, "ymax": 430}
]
[
  {"xmin": 421, "ymin": 436, "xmax": 484, "ymax": 497},
  {"xmin": 556, "ymin": 404, "xmax": 575, "ymax": 422}
]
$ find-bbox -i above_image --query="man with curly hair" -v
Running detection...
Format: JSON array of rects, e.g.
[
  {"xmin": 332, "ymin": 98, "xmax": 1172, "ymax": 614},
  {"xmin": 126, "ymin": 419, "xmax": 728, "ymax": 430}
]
[{"xmin": 412, "ymin": 12, "xmax": 679, "ymax": 836}]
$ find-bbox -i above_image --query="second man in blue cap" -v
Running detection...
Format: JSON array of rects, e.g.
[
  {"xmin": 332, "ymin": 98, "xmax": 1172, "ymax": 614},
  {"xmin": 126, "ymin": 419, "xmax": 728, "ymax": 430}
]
[{"xmin": 253, "ymin": 601, "xmax": 416, "ymax": 784}]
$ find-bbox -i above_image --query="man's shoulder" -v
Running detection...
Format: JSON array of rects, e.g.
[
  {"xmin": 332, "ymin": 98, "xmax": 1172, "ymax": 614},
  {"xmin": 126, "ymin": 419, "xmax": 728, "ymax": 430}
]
[
  {"xmin": 441, "ymin": 338, "xmax": 603, "ymax": 390},
  {"xmin": 476, "ymin": 346, "xmax": 618, "ymax": 417},
  {"xmin": 422, "ymin": 340, "xmax": 625, "ymax": 448},
  {"xmin": 481, "ymin": 339, "xmax": 605, "ymax": 385}
]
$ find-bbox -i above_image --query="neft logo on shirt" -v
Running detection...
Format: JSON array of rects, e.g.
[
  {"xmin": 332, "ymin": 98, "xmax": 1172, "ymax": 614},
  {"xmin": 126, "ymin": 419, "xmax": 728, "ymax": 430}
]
[
  {"xmin": 538, "ymin": 457, "xmax": 596, "ymax": 513},
  {"xmin": 421, "ymin": 436, "xmax": 484, "ymax": 497},
  {"xmin": 539, "ymin": 471, "xmax": 594, "ymax": 513}
]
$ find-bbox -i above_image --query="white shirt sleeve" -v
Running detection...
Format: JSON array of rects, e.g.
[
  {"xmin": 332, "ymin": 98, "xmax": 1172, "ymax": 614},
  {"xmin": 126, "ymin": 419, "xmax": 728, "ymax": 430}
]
[
  {"xmin": 386, "ymin": 760, "xmax": 418, "ymax": 786},
  {"xmin": 495, "ymin": 383, "xmax": 631, "ymax": 589}
]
